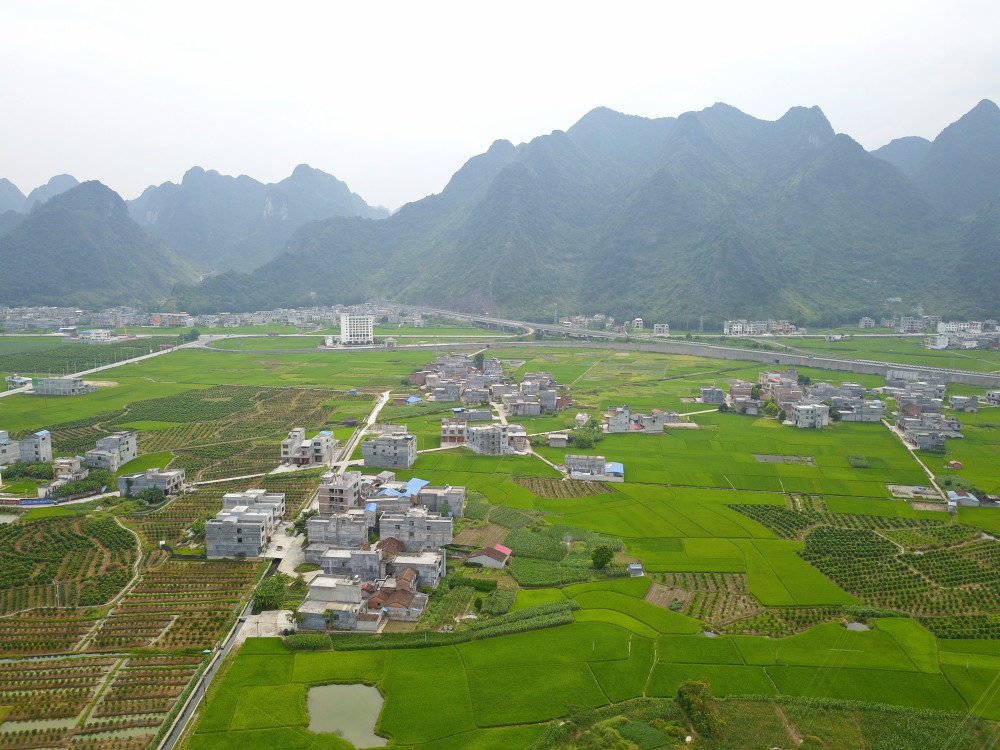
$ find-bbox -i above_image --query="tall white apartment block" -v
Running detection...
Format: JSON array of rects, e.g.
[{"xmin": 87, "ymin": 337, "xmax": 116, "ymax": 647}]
[{"xmin": 340, "ymin": 314, "xmax": 374, "ymax": 345}]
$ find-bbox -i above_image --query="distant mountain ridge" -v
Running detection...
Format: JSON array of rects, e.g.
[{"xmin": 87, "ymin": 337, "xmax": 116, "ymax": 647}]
[
  {"xmin": 0, "ymin": 181, "xmax": 197, "ymax": 308},
  {"xmin": 5, "ymin": 99, "xmax": 1000, "ymax": 324},
  {"xmin": 127, "ymin": 164, "xmax": 389, "ymax": 272},
  {"xmin": 175, "ymin": 100, "xmax": 999, "ymax": 324},
  {"xmin": 872, "ymin": 99, "xmax": 1000, "ymax": 216}
]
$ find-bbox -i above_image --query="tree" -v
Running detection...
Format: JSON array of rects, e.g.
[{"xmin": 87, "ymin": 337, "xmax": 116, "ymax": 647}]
[
  {"xmin": 677, "ymin": 679, "xmax": 722, "ymax": 736},
  {"xmin": 251, "ymin": 575, "xmax": 286, "ymax": 612},
  {"xmin": 473, "ymin": 352, "xmax": 485, "ymax": 370},
  {"xmin": 591, "ymin": 544, "xmax": 614, "ymax": 569},
  {"xmin": 750, "ymin": 385, "xmax": 761, "ymax": 400}
]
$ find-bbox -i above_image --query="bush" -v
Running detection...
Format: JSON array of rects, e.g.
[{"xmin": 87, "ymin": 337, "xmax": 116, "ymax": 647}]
[
  {"xmin": 591, "ymin": 544, "xmax": 614, "ymax": 569},
  {"xmin": 284, "ymin": 633, "xmax": 331, "ymax": 651},
  {"xmin": 676, "ymin": 679, "xmax": 722, "ymax": 736}
]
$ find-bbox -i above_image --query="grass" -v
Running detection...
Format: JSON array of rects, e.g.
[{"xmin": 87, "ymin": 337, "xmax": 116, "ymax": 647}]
[{"xmin": 116, "ymin": 450, "xmax": 175, "ymax": 475}]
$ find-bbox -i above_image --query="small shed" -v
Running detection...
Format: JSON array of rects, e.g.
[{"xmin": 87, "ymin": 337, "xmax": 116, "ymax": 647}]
[
  {"xmin": 468, "ymin": 543, "xmax": 511, "ymax": 569},
  {"xmin": 627, "ymin": 563, "xmax": 644, "ymax": 577},
  {"xmin": 548, "ymin": 433, "xmax": 569, "ymax": 448}
]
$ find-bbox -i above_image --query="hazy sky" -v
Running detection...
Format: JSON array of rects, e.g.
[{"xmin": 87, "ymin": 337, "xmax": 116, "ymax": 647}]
[{"xmin": 2, "ymin": 1, "xmax": 998, "ymax": 209}]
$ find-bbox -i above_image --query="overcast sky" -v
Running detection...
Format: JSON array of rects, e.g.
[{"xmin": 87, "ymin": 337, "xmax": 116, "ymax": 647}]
[{"xmin": 2, "ymin": 0, "xmax": 998, "ymax": 210}]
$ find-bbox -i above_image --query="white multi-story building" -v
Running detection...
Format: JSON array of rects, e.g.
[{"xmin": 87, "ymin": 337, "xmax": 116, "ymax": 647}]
[
  {"xmin": 859, "ymin": 317, "xmax": 876, "ymax": 328},
  {"xmin": 281, "ymin": 428, "xmax": 338, "ymax": 466},
  {"xmin": 790, "ymin": 402, "xmax": 830, "ymax": 429},
  {"xmin": 340, "ymin": 314, "xmax": 374, "ymax": 345},
  {"xmin": 653, "ymin": 323, "xmax": 670, "ymax": 336}
]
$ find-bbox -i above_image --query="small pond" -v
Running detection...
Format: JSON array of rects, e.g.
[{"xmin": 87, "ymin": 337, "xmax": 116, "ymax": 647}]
[
  {"xmin": 845, "ymin": 622, "xmax": 870, "ymax": 631},
  {"xmin": 308, "ymin": 683, "xmax": 386, "ymax": 747},
  {"xmin": 703, "ymin": 630, "xmax": 719, "ymax": 638},
  {"xmin": 0, "ymin": 514, "xmax": 19, "ymax": 524}
]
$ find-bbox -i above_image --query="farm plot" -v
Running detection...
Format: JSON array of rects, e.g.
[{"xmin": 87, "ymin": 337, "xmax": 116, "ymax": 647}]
[
  {"xmin": 727, "ymin": 501, "xmax": 1000, "ymax": 628},
  {"xmin": 91, "ymin": 560, "xmax": 259, "ymax": 651},
  {"xmin": 0, "ymin": 516, "xmax": 138, "ymax": 616}
]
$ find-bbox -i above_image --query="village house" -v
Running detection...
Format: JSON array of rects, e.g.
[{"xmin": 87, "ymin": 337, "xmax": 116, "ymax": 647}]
[
  {"xmin": 564, "ymin": 454, "xmax": 625, "ymax": 482},
  {"xmin": 298, "ymin": 575, "xmax": 382, "ymax": 632},
  {"xmin": 0, "ymin": 429, "xmax": 52, "ymax": 466},
  {"xmin": 116, "ymin": 467, "xmax": 186, "ymax": 497},
  {"xmin": 379, "ymin": 506, "xmax": 453, "ymax": 552},
  {"xmin": 317, "ymin": 470, "xmax": 363, "ymax": 515},
  {"xmin": 32, "ymin": 377, "xmax": 98, "ymax": 396},
  {"xmin": 603, "ymin": 405, "xmax": 679, "ymax": 433},
  {"xmin": 362, "ymin": 432, "xmax": 417, "ymax": 469},
  {"xmin": 85, "ymin": 431, "xmax": 137, "ymax": 472},
  {"xmin": 280, "ymin": 428, "xmax": 338, "ymax": 466},
  {"xmin": 830, "ymin": 397, "xmax": 886, "ymax": 422},
  {"xmin": 790, "ymin": 402, "xmax": 830, "ymax": 429},
  {"xmin": 949, "ymin": 395, "xmax": 979, "ymax": 413},
  {"xmin": 206, "ymin": 490, "xmax": 285, "ymax": 559},
  {"xmin": 700, "ymin": 387, "xmax": 725, "ymax": 404},
  {"xmin": 440, "ymin": 417, "xmax": 466, "ymax": 445}
]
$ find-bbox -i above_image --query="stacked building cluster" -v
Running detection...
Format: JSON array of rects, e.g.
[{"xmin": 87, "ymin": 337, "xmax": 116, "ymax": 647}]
[{"xmin": 290, "ymin": 469, "xmax": 462, "ymax": 631}]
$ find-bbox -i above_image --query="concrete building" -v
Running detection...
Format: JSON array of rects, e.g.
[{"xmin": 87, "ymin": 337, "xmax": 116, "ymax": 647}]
[
  {"xmin": 987, "ymin": 390, "xmax": 1000, "ymax": 406},
  {"xmin": 949, "ymin": 395, "xmax": 979, "ymax": 413},
  {"xmin": 440, "ymin": 417, "xmax": 467, "ymax": 445},
  {"xmin": 298, "ymin": 575, "xmax": 380, "ymax": 632},
  {"xmin": 85, "ymin": 432, "xmax": 137, "ymax": 472},
  {"xmin": 565, "ymin": 455, "xmax": 625, "ymax": 483},
  {"xmin": 340, "ymin": 314, "xmax": 374, "ymax": 345},
  {"xmin": 206, "ymin": 490, "xmax": 285, "ymax": 559},
  {"xmin": 465, "ymin": 423, "xmax": 513, "ymax": 455},
  {"xmin": 416, "ymin": 485, "xmax": 465, "ymax": 518},
  {"xmin": 653, "ymin": 324, "xmax": 670, "ymax": 336},
  {"xmin": 362, "ymin": 432, "xmax": 417, "ymax": 469},
  {"xmin": 386, "ymin": 549, "xmax": 447, "ymax": 588},
  {"xmin": 790, "ymin": 402, "xmax": 830, "ymax": 428},
  {"xmin": 306, "ymin": 506, "xmax": 377, "ymax": 563},
  {"xmin": 0, "ymin": 431, "xmax": 21, "ymax": 466},
  {"xmin": 117, "ymin": 467, "xmax": 186, "ymax": 497},
  {"xmin": 0, "ymin": 430, "xmax": 52, "ymax": 466},
  {"xmin": 281, "ymin": 428, "xmax": 338, "ymax": 466},
  {"xmin": 379, "ymin": 506, "xmax": 453, "ymax": 552},
  {"xmin": 859, "ymin": 317, "xmax": 876, "ymax": 328},
  {"xmin": 318, "ymin": 470, "xmax": 363, "ymax": 515},
  {"xmin": 32, "ymin": 377, "xmax": 98, "ymax": 396},
  {"xmin": 19, "ymin": 430, "xmax": 52, "ymax": 464},
  {"xmin": 832, "ymin": 398, "xmax": 886, "ymax": 423},
  {"xmin": 701, "ymin": 387, "xmax": 725, "ymax": 404}
]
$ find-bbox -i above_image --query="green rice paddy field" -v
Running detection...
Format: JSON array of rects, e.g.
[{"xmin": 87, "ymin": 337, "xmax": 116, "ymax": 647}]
[
  {"xmin": 7, "ymin": 342, "xmax": 1000, "ymax": 748},
  {"xmin": 188, "ymin": 581, "xmax": 1000, "ymax": 749}
]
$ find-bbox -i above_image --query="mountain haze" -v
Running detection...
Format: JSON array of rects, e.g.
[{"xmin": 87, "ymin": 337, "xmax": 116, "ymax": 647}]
[
  {"xmin": 872, "ymin": 99, "xmax": 1000, "ymax": 217},
  {"xmin": 128, "ymin": 165, "xmax": 388, "ymax": 272},
  {"xmin": 0, "ymin": 181, "xmax": 197, "ymax": 308},
  {"xmin": 23, "ymin": 174, "xmax": 80, "ymax": 211},
  {"xmin": 177, "ymin": 101, "xmax": 982, "ymax": 325}
]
